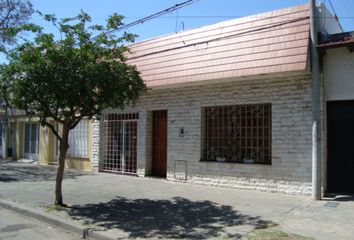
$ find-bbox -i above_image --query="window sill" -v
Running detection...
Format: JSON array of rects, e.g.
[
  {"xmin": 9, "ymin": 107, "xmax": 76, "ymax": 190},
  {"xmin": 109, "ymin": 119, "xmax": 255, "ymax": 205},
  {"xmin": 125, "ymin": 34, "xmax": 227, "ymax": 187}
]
[
  {"xmin": 199, "ymin": 159, "xmax": 271, "ymax": 165},
  {"xmin": 66, "ymin": 156, "xmax": 90, "ymax": 161}
]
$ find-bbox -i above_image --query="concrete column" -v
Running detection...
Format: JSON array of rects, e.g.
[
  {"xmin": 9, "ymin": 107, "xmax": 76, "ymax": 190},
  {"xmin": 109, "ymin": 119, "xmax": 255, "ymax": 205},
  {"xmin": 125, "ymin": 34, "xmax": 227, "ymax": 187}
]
[{"xmin": 310, "ymin": 0, "xmax": 322, "ymax": 200}]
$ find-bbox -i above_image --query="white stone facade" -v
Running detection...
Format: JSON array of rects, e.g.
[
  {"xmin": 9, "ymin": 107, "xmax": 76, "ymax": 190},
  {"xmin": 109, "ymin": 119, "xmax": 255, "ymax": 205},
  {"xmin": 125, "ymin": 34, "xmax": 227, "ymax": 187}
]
[
  {"xmin": 91, "ymin": 118, "xmax": 100, "ymax": 171},
  {"xmin": 94, "ymin": 73, "xmax": 313, "ymax": 195}
]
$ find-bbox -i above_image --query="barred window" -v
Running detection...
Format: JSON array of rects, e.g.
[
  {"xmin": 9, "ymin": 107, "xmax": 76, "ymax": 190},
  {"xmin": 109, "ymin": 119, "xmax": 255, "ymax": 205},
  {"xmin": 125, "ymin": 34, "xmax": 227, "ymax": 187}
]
[
  {"xmin": 67, "ymin": 119, "xmax": 89, "ymax": 158},
  {"xmin": 202, "ymin": 104, "xmax": 271, "ymax": 164}
]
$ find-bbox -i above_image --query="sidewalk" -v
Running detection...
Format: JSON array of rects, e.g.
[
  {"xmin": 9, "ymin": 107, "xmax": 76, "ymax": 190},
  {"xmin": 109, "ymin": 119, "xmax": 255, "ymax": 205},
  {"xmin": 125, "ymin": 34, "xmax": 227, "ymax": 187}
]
[{"xmin": 1, "ymin": 161, "xmax": 354, "ymax": 239}]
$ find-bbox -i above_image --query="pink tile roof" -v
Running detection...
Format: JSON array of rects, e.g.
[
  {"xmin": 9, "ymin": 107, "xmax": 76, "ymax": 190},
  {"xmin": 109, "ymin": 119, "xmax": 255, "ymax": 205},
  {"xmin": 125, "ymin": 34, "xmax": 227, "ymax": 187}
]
[{"xmin": 127, "ymin": 4, "xmax": 310, "ymax": 88}]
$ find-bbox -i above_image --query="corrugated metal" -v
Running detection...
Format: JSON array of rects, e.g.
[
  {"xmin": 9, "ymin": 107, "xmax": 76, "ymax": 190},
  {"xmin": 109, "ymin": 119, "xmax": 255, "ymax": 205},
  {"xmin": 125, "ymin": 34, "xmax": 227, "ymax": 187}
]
[
  {"xmin": 318, "ymin": 31, "xmax": 354, "ymax": 50},
  {"xmin": 127, "ymin": 4, "xmax": 310, "ymax": 87}
]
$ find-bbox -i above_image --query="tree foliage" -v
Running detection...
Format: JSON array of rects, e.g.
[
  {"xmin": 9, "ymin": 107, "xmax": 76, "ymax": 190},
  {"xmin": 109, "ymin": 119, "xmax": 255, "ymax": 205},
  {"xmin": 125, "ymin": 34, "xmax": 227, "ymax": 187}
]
[
  {"xmin": 0, "ymin": 11, "xmax": 146, "ymax": 205},
  {"xmin": 0, "ymin": 0, "xmax": 34, "ymax": 51}
]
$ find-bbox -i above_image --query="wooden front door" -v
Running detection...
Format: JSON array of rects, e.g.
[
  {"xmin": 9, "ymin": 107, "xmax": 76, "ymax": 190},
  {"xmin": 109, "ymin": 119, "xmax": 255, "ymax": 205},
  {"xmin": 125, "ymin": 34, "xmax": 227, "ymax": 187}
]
[
  {"xmin": 327, "ymin": 101, "xmax": 354, "ymax": 194},
  {"xmin": 152, "ymin": 110, "xmax": 167, "ymax": 178}
]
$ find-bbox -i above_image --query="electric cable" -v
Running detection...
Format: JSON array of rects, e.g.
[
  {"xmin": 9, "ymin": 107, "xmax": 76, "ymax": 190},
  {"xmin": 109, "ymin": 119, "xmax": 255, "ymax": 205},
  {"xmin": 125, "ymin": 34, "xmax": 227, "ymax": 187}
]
[{"xmin": 95, "ymin": 0, "xmax": 199, "ymax": 38}]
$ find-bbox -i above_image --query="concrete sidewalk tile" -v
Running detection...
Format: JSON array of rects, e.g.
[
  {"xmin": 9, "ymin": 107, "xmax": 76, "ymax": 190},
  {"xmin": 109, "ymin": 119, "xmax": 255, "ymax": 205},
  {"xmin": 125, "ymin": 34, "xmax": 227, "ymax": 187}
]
[
  {"xmin": 1, "ymin": 162, "xmax": 354, "ymax": 239},
  {"xmin": 0, "ymin": 198, "xmax": 113, "ymax": 240}
]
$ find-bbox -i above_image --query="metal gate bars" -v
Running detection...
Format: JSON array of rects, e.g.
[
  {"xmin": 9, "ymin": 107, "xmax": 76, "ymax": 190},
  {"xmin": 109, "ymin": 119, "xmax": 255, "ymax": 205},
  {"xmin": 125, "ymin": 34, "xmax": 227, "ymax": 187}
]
[{"xmin": 102, "ymin": 113, "xmax": 138, "ymax": 174}]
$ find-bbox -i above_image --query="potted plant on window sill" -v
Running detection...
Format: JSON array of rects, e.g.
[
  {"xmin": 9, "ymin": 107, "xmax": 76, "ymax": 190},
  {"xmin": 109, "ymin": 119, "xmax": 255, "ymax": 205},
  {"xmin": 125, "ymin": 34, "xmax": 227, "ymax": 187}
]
[
  {"xmin": 216, "ymin": 154, "xmax": 226, "ymax": 162},
  {"xmin": 243, "ymin": 156, "xmax": 254, "ymax": 164}
]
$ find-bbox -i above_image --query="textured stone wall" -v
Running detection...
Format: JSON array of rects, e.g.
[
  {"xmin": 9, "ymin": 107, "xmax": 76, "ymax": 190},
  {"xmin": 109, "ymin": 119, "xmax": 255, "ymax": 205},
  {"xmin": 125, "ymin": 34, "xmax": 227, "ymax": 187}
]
[
  {"xmin": 94, "ymin": 73, "xmax": 313, "ymax": 194},
  {"xmin": 91, "ymin": 118, "xmax": 100, "ymax": 171}
]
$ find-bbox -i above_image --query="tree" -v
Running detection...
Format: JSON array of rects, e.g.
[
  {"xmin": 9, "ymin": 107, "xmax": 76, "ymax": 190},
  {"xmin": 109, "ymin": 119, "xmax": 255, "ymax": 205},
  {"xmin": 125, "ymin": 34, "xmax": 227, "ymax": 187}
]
[
  {"xmin": 0, "ymin": 11, "xmax": 146, "ymax": 206},
  {"xmin": 0, "ymin": 0, "xmax": 34, "ymax": 52}
]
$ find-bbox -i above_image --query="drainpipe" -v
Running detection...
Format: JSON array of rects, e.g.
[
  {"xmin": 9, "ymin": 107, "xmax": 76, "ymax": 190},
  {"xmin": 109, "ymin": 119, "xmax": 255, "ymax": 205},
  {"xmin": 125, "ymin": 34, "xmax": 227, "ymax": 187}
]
[{"xmin": 310, "ymin": 0, "xmax": 321, "ymax": 200}]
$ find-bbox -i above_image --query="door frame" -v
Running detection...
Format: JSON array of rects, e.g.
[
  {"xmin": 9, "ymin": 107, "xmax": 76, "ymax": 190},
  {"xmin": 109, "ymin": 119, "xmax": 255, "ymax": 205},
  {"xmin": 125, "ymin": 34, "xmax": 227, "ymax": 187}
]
[
  {"xmin": 23, "ymin": 122, "xmax": 39, "ymax": 160},
  {"xmin": 119, "ymin": 120, "xmax": 138, "ymax": 174},
  {"xmin": 151, "ymin": 110, "xmax": 168, "ymax": 178},
  {"xmin": 52, "ymin": 122, "xmax": 59, "ymax": 163},
  {"xmin": 101, "ymin": 115, "xmax": 139, "ymax": 175},
  {"xmin": 0, "ymin": 122, "xmax": 3, "ymax": 158},
  {"xmin": 326, "ymin": 100, "xmax": 354, "ymax": 194}
]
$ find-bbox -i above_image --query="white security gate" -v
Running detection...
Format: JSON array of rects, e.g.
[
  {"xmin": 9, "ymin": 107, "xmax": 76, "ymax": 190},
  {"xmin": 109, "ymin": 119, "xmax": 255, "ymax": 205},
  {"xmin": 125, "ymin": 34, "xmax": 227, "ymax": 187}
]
[
  {"xmin": 102, "ymin": 113, "xmax": 138, "ymax": 174},
  {"xmin": 23, "ymin": 123, "xmax": 39, "ymax": 160}
]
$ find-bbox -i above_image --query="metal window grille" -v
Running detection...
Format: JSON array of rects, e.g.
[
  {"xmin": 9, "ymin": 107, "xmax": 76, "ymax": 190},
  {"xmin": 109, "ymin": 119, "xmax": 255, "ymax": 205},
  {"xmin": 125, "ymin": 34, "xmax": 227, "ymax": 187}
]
[
  {"xmin": 67, "ymin": 119, "xmax": 89, "ymax": 158},
  {"xmin": 102, "ymin": 113, "xmax": 138, "ymax": 174},
  {"xmin": 202, "ymin": 103, "xmax": 271, "ymax": 164}
]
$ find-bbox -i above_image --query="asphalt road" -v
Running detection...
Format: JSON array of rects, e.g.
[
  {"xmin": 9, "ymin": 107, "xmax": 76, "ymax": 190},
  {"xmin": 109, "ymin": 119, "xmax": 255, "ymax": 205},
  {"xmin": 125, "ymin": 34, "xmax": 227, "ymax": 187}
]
[{"xmin": 0, "ymin": 208, "xmax": 80, "ymax": 240}]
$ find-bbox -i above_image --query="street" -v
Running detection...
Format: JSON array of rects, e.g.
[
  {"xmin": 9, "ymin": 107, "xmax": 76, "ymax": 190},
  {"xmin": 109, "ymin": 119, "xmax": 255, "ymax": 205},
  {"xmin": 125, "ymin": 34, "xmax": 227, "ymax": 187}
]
[
  {"xmin": 0, "ymin": 208, "xmax": 80, "ymax": 240},
  {"xmin": 1, "ymin": 162, "xmax": 354, "ymax": 239}
]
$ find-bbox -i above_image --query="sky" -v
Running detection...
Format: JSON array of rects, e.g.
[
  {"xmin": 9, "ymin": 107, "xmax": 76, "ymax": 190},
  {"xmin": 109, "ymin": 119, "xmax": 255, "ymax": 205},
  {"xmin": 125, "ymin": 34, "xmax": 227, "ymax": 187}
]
[
  {"xmin": 29, "ymin": 0, "xmax": 354, "ymax": 40},
  {"xmin": 1, "ymin": 0, "xmax": 354, "ymax": 62}
]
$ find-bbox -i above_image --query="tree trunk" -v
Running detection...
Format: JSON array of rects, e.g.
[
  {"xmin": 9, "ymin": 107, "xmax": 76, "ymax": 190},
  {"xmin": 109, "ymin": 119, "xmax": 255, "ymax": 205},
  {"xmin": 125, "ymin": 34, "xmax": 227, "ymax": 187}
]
[{"xmin": 55, "ymin": 126, "xmax": 69, "ymax": 206}]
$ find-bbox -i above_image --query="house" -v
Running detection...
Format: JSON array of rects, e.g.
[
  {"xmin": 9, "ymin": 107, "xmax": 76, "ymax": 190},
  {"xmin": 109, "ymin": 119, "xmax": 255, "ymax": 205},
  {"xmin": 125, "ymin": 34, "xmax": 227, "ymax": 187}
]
[
  {"xmin": 2, "ymin": 113, "xmax": 94, "ymax": 171},
  {"xmin": 3, "ymin": 3, "xmax": 352, "ymax": 197},
  {"xmin": 90, "ymin": 3, "xmax": 346, "ymax": 196},
  {"xmin": 93, "ymin": 2, "xmax": 354, "ymax": 194},
  {"xmin": 318, "ymin": 31, "xmax": 354, "ymax": 194}
]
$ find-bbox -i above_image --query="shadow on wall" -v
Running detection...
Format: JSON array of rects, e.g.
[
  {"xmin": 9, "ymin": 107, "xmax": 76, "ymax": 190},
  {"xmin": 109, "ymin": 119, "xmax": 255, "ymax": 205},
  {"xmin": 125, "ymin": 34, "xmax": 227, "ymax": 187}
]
[
  {"xmin": 0, "ymin": 162, "xmax": 89, "ymax": 182},
  {"xmin": 67, "ymin": 196, "xmax": 274, "ymax": 239}
]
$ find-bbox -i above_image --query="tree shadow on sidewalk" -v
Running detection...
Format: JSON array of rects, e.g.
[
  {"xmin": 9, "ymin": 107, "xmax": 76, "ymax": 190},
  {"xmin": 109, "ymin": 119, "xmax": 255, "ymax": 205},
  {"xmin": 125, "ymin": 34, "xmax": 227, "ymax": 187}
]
[
  {"xmin": 67, "ymin": 196, "xmax": 274, "ymax": 239},
  {"xmin": 0, "ymin": 163, "xmax": 89, "ymax": 182}
]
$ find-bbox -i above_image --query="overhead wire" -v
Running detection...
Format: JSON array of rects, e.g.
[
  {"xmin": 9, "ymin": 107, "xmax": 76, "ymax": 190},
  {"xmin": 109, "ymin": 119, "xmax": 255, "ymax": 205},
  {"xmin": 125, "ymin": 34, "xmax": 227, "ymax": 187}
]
[
  {"xmin": 94, "ymin": 0, "xmax": 199, "ymax": 38},
  {"xmin": 88, "ymin": 15, "xmax": 354, "ymax": 20},
  {"xmin": 327, "ymin": 0, "xmax": 339, "ymax": 20},
  {"xmin": 175, "ymin": 10, "xmax": 179, "ymax": 33}
]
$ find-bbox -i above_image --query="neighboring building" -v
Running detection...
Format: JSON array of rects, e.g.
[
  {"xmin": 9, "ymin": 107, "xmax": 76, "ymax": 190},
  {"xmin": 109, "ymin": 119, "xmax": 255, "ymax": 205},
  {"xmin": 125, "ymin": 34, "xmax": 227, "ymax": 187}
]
[
  {"xmin": 3, "ymin": 114, "xmax": 94, "ymax": 171},
  {"xmin": 318, "ymin": 31, "xmax": 354, "ymax": 194},
  {"xmin": 0, "ymin": 101, "xmax": 6, "ymax": 159}
]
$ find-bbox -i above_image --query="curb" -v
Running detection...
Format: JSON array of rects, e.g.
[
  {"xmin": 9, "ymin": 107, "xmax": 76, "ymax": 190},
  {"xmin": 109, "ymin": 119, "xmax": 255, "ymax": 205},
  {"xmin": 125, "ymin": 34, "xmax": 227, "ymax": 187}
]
[{"xmin": 0, "ymin": 198, "xmax": 114, "ymax": 240}]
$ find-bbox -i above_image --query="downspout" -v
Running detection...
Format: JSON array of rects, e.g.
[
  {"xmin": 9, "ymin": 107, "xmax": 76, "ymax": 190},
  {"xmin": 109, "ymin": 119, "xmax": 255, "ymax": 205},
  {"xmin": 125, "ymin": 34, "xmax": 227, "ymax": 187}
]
[{"xmin": 310, "ymin": 0, "xmax": 322, "ymax": 200}]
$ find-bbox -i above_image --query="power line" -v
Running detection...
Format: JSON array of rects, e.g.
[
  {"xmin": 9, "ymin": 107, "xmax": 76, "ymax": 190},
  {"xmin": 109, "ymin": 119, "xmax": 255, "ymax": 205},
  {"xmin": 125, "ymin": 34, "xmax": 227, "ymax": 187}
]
[
  {"xmin": 97, "ymin": 0, "xmax": 199, "ymax": 37},
  {"xmin": 328, "ymin": 0, "xmax": 339, "ymax": 21},
  {"xmin": 88, "ymin": 15, "xmax": 354, "ymax": 20},
  {"xmin": 140, "ymin": 15, "xmax": 354, "ymax": 19}
]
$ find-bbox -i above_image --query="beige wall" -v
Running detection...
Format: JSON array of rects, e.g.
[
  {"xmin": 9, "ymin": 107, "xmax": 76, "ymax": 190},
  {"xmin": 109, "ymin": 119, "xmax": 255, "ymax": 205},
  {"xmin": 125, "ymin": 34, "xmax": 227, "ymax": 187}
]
[
  {"xmin": 38, "ymin": 125, "xmax": 50, "ymax": 165},
  {"xmin": 324, "ymin": 47, "xmax": 354, "ymax": 101},
  {"xmin": 65, "ymin": 157, "xmax": 91, "ymax": 170},
  {"xmin": 42, "ymin": 120, "xmax": 93, "ymax": 171},
  {"xmin": 16, "ymin": 121, "xmax": 23, "ymax": 159}
]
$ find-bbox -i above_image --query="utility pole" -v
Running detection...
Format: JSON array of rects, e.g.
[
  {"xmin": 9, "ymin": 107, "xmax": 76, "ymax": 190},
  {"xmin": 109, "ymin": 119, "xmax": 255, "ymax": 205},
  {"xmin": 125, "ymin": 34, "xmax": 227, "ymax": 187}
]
[{"xmin": 310, "ymin": 0, "xmax": 321, "ymax": 200}]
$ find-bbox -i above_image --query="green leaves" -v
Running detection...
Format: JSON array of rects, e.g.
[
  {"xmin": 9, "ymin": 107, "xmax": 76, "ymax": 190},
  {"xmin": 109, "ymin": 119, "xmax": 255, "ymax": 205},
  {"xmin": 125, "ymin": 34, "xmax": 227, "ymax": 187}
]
[
  {"xmin": 0, "ymin": 0, "xmax": 34, "ymax": 52},
  {"xmin": 0, "ymin": 10, "xmax": 146, "ymax": 130},
  {"xmin": 106, "ymin": 13, "xmax": 124, "ymax": 29}
]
